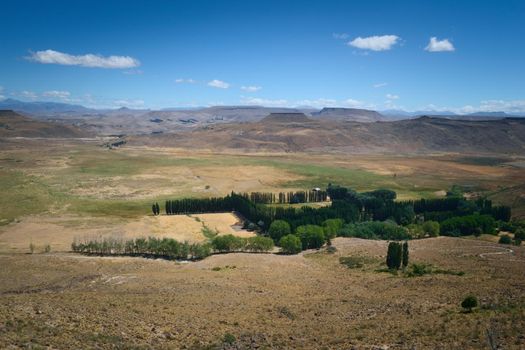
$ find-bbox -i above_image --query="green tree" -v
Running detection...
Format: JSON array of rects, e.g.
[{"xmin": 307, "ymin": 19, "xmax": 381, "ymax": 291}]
[
  {"xmin": 422, "ymin": 221, "xmax": 440, "ymax": 237},
  {"xmin": 498, "ymin": 234, "xmax": 512, "ymax": 244},
  {"xmin": 461, "ymin": 295, "xmax": 478, "ymax": 312},
  {"xmin": 268, "ymin": 220, "xmax": 291, "ymax": 242},
  {"xmin": 386, "ymin": 242, "xmax": 402, "ymax": 270},
  {"xmin": 322, "ymin": 218, "xmax": 344, "ymax": 239},
  {"xmin": 279, "ymin": 234, "xmax": 302, "ymax": 254},
  {"xmin": 296, "ymin": 225, "xmax": 325, "ymax": 250},
  {"xmin": 402, "ymin": 241, "xmax": 409, "ymax": 268},
  {"xmin": 246, "ymin": 236, "xmax": 274, "ymax": 252}
]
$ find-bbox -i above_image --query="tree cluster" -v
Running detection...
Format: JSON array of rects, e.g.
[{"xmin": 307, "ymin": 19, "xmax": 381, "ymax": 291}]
[
  {"xmin": 386, "ymin": 241, "xmax": 409, "ymax": 270},
  {"xmin": 72, "ymin": 236, "xmax": 211, "ymax": 260},
  {"xmin": 211, "ymin": 234, "xmax": 274, "ymax": 253},
  {"xmin": 151, "ymin": 202, "xmax": 160, "ymax": 216}
]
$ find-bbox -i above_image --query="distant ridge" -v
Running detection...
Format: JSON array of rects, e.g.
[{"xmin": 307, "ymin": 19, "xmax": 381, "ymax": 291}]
[
  {"xmin": 311, "ymin": 107, "xmax": 385, "ymax": 122},
  {"xmin": 261, "ymin": 112, "xmax": 312, "ymax": 123}
]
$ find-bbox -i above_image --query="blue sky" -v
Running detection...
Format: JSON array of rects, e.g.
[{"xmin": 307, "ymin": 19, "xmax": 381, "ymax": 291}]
[{"xmin": 1, "ymin": 0, "xmax": 524, "ymax": 112}]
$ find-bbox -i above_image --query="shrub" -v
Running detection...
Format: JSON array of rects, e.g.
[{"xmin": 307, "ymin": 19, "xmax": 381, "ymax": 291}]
[
  {"xmin": 498, "ymin": 234, "xmax": 512, "ymax": 244},
  {"xmin": 44, "ymin": 244, "xmax": 51, "ymax": 253},
  {"xmin": 461, "ymin": 295, "xmax": 478, "ymax": 312},
  {"xmin": 223, "ymin": 333, "xmax": 236, "ymax": 345},
  {"xmin": 514, "ymin": 228, "xmax": 525, "ymax": 241},
  {"xmin": 211, "ymin": 234, "xmax": 245, "ymax": 252},
  {"xmin": 296, "ymin": 225, "xmax": 325, "ymax": 249},
  {"xmin": 268, "ymin": 220, "xmax": 291, "ymax": 242},
  {"xmin": 339, "ymin": 256, "xmax": 364, "ymax": 269},
  {"xmin": 406, "ymin": 263, "xmax": 433, "ymax": 277},
  {"xmin": 245, "ymin": 236, "xmax": 274, "ymax": 252},
  {"xmin": 279, "ymin": 234, "xmax": 302, "ymax": 254},
  {"xmin": 422, "ymin": 221, "xmax": 440, "ymax": 237}
]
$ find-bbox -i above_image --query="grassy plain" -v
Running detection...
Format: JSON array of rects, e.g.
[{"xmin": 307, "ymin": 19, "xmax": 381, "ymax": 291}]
[
  {"xmin": 1, "ymin": 139, "xmax": 525, "ymax": 252},
  {"xmin": 1, "ymin": 139, "xmax": 525, "ymax": 348}
]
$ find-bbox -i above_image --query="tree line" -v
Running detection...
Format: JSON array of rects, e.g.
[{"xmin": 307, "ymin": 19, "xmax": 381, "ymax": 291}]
[
  {"xmin": 72, "ymin": 234, "xmax": 274, "ymax": 260},
  {"xmin": 145, "ymin": 184, "xmax": 512, "ymax": 256},
  {"xmin": 238, "ymin": 190, "xmax": 328, "ymax": 204}
]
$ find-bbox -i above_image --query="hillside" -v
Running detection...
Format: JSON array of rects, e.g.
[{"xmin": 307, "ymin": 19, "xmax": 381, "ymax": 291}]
[
  {"xmin": 130, "ymin": 115, "xmax": 525, "ymax": 154},
  {"xmin": 0, "ymin": 110, "xmax": 88, "ymax": 138}
]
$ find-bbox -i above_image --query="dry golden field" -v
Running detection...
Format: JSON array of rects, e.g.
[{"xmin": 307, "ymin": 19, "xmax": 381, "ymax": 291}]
[{"xmin": 1, "ymin": 237, "xmax": 524, "ymax": 349}]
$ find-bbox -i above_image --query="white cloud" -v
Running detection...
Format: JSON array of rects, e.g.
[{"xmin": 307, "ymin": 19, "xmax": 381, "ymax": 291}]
[
  {"xmin": 240, "ymin": 96, "xmax": 377, "ymax": 109},
  {"xmin": 333, "ymin": 32, "xmax": 349, "ymax": 40},
  {"xmin": 207, "ymin": 79, "xmax": 230, "ymax": 89},
  {"xmin": 425, "ymin": 37, "xmax": 455, "ymax": 52},
  {"xmin": 28, "ymin": 49, "xmax": 140, "ymax": 69},
  {"xmin": 241, "ymin": 85, "xmax": 262, "ymax": 92},
  {"xmin": 386, "ymin": 94, "xmax": 399, "ymax": 100},
  {"xmin": 348, "ymin": 35, "xmax": 399, "ymax": 51},
  {"xmin": 240, "ymin": 97, "xmax": 288, "ymax": 107},
  {"xmin": 175, "ymin": 78, "xmax": 196, "ymax": 84},
  {"xmin": 21, "ymin": 90, "xmax": 38, "ymax": 100},
  {"xmin": 414, "ymin": 99, "xmax": 525, "ymax": 115},
  {"xmin": 0, "ymin": 86, "xmax": 4, "ymax": 101},
  {"xmin": 43, "ymin": 90, "xmax": 70, "ymax": 99},
  {"xmin": 113, "ymin": 99, "xmax": 145, "ymax": 108},
  {"xmin": 373, "ymin": 82, "xmax": 388, "ymax": 88}
]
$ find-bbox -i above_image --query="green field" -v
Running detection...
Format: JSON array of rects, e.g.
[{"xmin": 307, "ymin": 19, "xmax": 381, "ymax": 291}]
[{"xmin": 1, "ymin": 142, "xmax": 524, "ymax": 225}]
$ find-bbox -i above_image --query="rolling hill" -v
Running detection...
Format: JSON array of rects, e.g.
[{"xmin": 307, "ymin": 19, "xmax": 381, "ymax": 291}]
[
  {"xmin": 130, "ymin": 114, "xmax": 525, "ymax": 154},
  {"xmin": 0, "ymin": 110, "xmax": 89, "ymax": 138}
]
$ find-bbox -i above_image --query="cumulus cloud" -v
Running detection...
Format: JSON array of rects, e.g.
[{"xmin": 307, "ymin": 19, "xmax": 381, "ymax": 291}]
[
  {"xmin": 28, "ymin": 49, "xmax": 140, "ymax": 69},
  {"xmin": 348, "ymin": 35, "xmax": 399, "ymax": 51},
  {"xmin": 386, "ymin": 93, "xmax": 399, "ymax": 100},
  {"xmin": 373, "ymin": 82, "xmax": 388, "ymax": 88},
  {"xmin": 241, "ymin": 85, "xmax": 262, "ymax": 92},
  {"xmin": 333, "ymin": 32, "xmax": 349, "ymax": 40},
  {"xmin": 43, "ymin": 90, "xmax": 70, "ymax": 99},
  {"xmin": 425, "ymin": 37, "xmax": 455, "ymax": 52},
  {"xmin": 207, "ymin": 79, "xmax": 230, "ymax": 89},
  {"xmin": 175, "ymin": 78, "xmax": 196, "ymax": 84}
]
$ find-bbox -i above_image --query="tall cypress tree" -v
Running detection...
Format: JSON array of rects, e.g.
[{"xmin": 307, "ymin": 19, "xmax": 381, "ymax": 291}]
[{"xmin": 402, "ymin": 241, "xmax": 409, "ymax": 268}]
